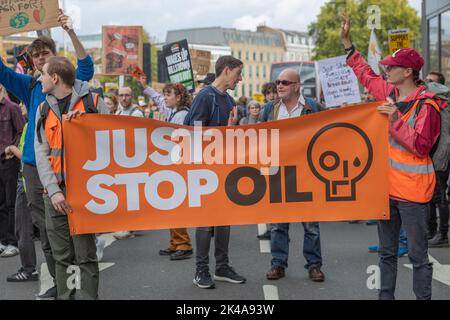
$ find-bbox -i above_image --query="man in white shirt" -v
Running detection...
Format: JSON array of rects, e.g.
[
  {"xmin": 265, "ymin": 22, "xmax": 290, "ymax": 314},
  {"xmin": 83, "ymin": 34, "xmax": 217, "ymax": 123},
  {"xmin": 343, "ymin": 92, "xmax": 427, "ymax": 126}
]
[
  {"xmin": 116, "ymin": 87, "xmax": 144, "ymax": 117},
  {"xmin": 263, "ymin": 68, "xmax": 325, "ymax": 283},
  {"xmin": 114, "ymin": 87, "xmax": 143, "ymax": 240}
]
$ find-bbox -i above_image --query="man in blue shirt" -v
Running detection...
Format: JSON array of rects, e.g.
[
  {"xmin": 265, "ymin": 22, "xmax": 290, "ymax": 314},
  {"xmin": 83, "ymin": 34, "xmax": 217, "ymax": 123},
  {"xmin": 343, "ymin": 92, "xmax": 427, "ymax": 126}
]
[
  {"xmin": 184, "ymin": 56, "xmax": 247, "ymax": 289},
  {"xmin": 0, "ymin": 10, "xmax": 94, "ymax": 299}
]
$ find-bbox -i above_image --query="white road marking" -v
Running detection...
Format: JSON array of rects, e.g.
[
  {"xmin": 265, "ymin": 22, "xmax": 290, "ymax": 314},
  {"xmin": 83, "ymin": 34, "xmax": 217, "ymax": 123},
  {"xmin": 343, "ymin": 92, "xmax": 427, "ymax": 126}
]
[
  {"xmin": 263, "ymin": 285, "xmax": 279, "ymax": 300},
  {"xmin": 404, "ymin": 254, "xmax": 450, "ymax": 287},
  {"xmin": 258, "ymin": 224, "xmax": 267, "ymax": 236},
  {"xmin": 260, "ymin": 240, "xmax": 271, "ymax": 254}
]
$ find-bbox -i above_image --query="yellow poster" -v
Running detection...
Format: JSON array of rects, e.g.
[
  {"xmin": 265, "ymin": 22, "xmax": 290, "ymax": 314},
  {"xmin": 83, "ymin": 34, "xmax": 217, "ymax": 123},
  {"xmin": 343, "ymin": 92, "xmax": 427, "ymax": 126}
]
[{"xmin": 388, "ymin": 29, "xmax": 411, "ymax": 54}]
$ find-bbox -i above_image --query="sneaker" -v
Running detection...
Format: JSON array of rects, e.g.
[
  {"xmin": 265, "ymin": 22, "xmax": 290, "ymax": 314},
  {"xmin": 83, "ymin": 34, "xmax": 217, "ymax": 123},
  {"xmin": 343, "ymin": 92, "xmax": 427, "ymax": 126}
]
[
  {"xmin": 0, "ymin": 245, "xmax": 19, "ymax": 258},
  {"xmin": 214, "ymin": 265, "xmax": 246, "ymax": 284},
  {"xmin": 428, "ymin": 234, "xmax": 449, "ymax": 248},
  {"xmin": 159, "ymin": 248, "xmax": 176, "ymax": 256},
  {"xmin": 170, "ymin": 250, "xmax": 193, "ymax": 261},
  {"xmin": 257, "ymin": 231, "xmax": 271, "ymax": 240},
  {"xmin": 7, "ymin": 268, "xmax": 39, "ymax": 282},
  {"xmin": 368, "ymin": 245, "xmax": 379, "ymax": 253},
  {"xmin": 193, "ymin": 270, "xmax": 215, "ymax": 289},
  {"xmin": 36, "ymin": 286, "xmax": 57, "ymax": 300},
  {"xmin": 96, "ymin": 237, "xmax": 106, "ymax": 262},
  {"xmin": 113, "ymin": 231, "xmax": 135, "ymax": 240},
  {"xmin": 428, "ymin": 230, "xmax": 437, "ymax": 240}
]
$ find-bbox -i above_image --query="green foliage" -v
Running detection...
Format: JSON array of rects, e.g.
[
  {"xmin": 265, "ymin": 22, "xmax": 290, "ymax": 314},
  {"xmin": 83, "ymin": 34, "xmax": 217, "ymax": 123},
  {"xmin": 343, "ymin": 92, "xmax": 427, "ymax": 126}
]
[{"xmin": 309, "ymin": 0, "xmax": 421, "ymax": 60}]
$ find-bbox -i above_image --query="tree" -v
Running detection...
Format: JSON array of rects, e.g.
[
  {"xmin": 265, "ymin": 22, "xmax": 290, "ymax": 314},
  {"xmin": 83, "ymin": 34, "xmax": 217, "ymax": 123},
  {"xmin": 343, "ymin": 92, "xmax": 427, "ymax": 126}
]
[{"xmin": 308, "ymin": 0, "xmax": 421, "ymax": 60}]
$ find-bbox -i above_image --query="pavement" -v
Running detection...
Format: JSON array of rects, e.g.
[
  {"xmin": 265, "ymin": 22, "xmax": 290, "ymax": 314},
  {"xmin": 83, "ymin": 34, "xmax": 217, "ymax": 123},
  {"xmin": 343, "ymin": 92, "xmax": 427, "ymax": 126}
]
[{"xmin": 1, "ymin": 221, "xmax": 449, "ymax": 300}]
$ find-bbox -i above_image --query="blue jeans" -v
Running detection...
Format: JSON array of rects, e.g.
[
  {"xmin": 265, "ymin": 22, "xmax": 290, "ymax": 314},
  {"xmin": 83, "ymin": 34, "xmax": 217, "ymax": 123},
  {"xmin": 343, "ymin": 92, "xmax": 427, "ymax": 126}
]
[
  {"xmin": 378, "ymin": 199, "xmax": 433, "ymax": 300},
  {"xmin": 270, "ymin": 223, "xmax": 322, "ymax": 270}
]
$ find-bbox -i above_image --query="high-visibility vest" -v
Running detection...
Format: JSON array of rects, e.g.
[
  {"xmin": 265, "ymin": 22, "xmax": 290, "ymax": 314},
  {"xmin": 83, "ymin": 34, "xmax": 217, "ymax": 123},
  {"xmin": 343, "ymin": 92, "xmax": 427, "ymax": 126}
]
[
  {"xmin": 39, "ymin": 93, "xmax": 98, "ymax": 184},
  {"xmin": 389, "ymin": 99, "xmax": 440, "ymax": 203}
]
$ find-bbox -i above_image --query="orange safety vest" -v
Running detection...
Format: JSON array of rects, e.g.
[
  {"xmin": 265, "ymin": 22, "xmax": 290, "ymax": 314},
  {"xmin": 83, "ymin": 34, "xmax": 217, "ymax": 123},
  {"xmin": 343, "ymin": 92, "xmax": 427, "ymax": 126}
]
[
  {"xmin": 389, "ymin": 99, "xmax": 440, "ymax": 203},
  {"xmin": 40, "ymin": 94, "xmax": 98, "ymax": 185}
]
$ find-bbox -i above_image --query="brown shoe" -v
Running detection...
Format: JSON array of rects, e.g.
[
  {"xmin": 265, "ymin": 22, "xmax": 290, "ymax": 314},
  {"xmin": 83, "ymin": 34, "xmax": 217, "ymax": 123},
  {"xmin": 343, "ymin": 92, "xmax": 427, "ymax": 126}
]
[
  {"xmin": 309, "ymin": 265, "xmax": 325, "ymax": 282},
  {"xmin": 266, "ymin": 266, "xmax": 285, "ymax": 280}
]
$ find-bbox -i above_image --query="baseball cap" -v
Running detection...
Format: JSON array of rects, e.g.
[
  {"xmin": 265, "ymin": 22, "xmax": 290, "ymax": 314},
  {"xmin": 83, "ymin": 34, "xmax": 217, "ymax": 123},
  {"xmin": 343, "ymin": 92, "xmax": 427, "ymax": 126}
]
[{"xmin": 379, "ymin": 48, "xmax": 424, "ymax": 72}]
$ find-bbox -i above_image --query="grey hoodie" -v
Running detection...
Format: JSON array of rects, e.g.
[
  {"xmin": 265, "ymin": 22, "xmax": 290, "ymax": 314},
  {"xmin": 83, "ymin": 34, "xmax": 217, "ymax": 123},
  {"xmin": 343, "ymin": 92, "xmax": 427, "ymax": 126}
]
[{"xmin": 35, "ymin": 79, "xmax": 109, "ymax": 198}]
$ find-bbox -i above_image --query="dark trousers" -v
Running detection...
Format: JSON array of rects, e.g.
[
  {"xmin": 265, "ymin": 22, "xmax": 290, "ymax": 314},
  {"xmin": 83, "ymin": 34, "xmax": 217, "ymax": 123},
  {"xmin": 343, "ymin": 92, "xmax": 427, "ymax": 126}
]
[
  {"xmin": 196, "ymin": 226, "xmax": 230, "ymax": 272},
  {"xmin": 44, "ymin": 189, "xmax": 99, "ymax": 300},
  {"xmin": 15, "ymin": 174, "xmax": 36, "ymax": 273},
  {"xmin": 0, "ymin": 158, "xmax": 20, "ymax": 246},
  {"xmin": 378, "ymin": 199, "xmax": 433, "ymax": 300},
  {"xmin": 22, "ymin": 164, "xmax": 56, "ymax": 279},
  {"xmin": 429, "ymin": 170, "xmax": 450, "ymax": 236}
]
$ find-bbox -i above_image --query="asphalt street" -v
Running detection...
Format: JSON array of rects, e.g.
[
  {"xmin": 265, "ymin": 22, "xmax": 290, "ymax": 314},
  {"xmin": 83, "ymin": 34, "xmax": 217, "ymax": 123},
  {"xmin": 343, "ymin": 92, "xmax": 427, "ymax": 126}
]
[{"xmin": 1, "ymin": 221, "xmax": 449, "ymax": 300}]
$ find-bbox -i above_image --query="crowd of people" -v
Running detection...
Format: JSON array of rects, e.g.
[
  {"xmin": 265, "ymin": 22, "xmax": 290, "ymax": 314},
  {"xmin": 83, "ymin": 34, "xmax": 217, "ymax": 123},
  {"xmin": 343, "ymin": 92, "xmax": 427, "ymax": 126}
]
[{"xmin": 0, "ymin": 10, "xmax": 449, "ymax": 300}]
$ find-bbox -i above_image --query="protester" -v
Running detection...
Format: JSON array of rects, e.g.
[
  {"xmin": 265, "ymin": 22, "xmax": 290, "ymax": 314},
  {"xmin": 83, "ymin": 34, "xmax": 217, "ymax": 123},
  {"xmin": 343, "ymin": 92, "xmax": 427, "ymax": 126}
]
[
  {"xmin": 239, "ymin": 100, "xmax": 262, "ymax": 125},
  {"xmin": 35, "ymin": 56, "xmax": 108, "ymax": 300},
  {"xmin": 104, "ymin": 93, "xmax": 119, "ymax": 115},
  {"xmin": 426, "ymin": 71, "xmax": 446, "ymax": 85},
  {"xmin": 341, "ymin": 14, "xmax": 446, "ymax": 300},
  {"xmin": 0, "ymin": 9, "xmax": 94, "ymax": 299},
  {"xmin": 141, "ymin": 76, "xmax": 194, "ymax": 260},
  {"xmin": 115, "ymin": 87, "xmax": 144, "ymax": 117},
  {"xmin": 261, "ymin": 69, "xmax": 325, "ymax": 283},
  {"xmin": 184, "ymin": 55, "xmax": 246, "ymax": 289},
  {"xmin": 0, "ymin": 85, "xmax": 25, "ymax": 258}
]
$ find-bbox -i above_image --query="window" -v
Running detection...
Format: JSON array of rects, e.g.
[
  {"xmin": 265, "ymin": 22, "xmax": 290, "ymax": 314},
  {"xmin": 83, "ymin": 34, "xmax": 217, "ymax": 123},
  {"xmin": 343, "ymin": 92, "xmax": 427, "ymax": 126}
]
[
  {"xmin": 238, "ymin": 50, "xmax": 242, "ymax": 60},
  {"xmin": 256, "ymin": 66, "xmax": 260, "ymax": 78},
  {"xmin": 429, "ymin": 16, "xmax": 440, "ymax": 72},
  {"xmin": 241, "ymin": 65, "xmax": 245, "ymax": 77},
  {"xmin": 263, "ymin": 65, "xmax": 267, "ymax": 78},
  {"xmin": 242, "ymin": 84, "xmax": 246, "ymax": 97},
  {"xmin": 253, "ymin": 52, "xmax": 257, "ymax": 61},
  {"xmin": 260, "ymin": 53, "xmax": 264, "ymax": 62},
  {"xmin": 246, "ymin": 51, "xmax": 250, "ymax": 61},
  {"xmin": 442, "ymin": 10, "xmax": 450, "ymax": 86},
  {"xmin": 267, "ymin": 52, "xmax": 270, "ymax": 62},
  {"xmin": 249, "ymin": 84, "xmax": 253, "ymax": 97},
  {"xmin": 249, "ymin": 65, "xmax": 253, "ymax": 78},
  {"xmin": 257, "ymin": 84, "xmax": 261, "ymax": 93}
]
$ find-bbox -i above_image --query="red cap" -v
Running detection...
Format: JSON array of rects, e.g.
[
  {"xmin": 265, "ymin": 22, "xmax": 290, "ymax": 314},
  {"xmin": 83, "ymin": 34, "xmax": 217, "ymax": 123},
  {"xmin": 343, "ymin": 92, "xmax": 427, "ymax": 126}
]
[{"xmin": 379, "ymin": 48, "xmax": 424, "ymax": 72}]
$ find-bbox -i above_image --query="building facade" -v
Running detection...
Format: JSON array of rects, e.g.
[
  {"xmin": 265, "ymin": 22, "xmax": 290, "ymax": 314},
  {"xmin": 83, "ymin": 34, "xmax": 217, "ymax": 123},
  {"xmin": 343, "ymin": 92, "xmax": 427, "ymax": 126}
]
[
  {"xmin": 166, "ymin": 26, "xmax": 286, "ymax": 98},
  {"xmin": 422, "ymin": 0, "xmax": 450, "ymax": 85}
]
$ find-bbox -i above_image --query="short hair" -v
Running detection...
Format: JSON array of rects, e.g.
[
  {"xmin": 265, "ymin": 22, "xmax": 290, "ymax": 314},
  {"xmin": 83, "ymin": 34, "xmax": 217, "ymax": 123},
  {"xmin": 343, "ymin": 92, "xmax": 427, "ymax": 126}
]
[
  {"xmin": 262, "ymin": 82, "xmax": 277, "ymax": 96},
  {"xmin": 215, "ymin": 56, "xmax": 243, "ymax": 77},
  {"xmin": 46, "ymin": 56, "xmax": 76, "ymax": 87},
  {"xmin": 29, "ymin": 36, "xmax": 57, "ymax": 56},
  {"xmin": 247, "ymin": 100, "xmax": 261, "ymax": 110},
  {"xmin": 237, "ymin": 96, "xmax": 248, "ymax": 107},
  {"xmin": 428, "ymin": 71, "xmax": 446, "ymax": 85}
]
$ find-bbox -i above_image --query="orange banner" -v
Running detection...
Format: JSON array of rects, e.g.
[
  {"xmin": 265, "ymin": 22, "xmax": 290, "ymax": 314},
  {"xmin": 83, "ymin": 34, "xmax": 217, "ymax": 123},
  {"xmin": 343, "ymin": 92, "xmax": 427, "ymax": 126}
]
[{"xmin": 63, "ymin": 103, "xmax": 390, "ymax": 235}]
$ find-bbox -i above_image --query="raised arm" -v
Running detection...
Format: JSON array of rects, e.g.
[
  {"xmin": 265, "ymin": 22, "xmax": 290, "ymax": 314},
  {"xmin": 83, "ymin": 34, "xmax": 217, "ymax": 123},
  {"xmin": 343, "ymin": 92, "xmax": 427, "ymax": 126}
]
[
  {"xmin": 340, "ymin": 13, "xmax": 393, "ymax": 101},
  {"xmin": 140, "ymin": 76, "xmax": 172, "ymax": 119}
]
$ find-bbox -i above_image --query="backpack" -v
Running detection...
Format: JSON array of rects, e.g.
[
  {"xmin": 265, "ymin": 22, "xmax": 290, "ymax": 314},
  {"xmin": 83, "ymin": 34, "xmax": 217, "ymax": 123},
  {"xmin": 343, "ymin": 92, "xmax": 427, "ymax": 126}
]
[
  {"xmin": 36, "ymin": 92, "xmax": 98, "ymax": 144},
  {"xmin": 389, "ymin": 89, "xmax": 450, "ymax": 171},
  {"xmin": 261, "ymin": 97, "xmax": 320, "ymax": 122},
  {"xmin": 118, "ymin": 106, "xmax": 144, "ymax": 117}
]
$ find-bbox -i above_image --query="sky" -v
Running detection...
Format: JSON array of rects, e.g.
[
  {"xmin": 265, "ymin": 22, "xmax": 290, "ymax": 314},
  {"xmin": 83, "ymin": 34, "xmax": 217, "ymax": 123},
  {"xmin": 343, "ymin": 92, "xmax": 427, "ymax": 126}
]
[{"xmin": 55, "ymin": 0, "xmax": 422, "ymax": 43}]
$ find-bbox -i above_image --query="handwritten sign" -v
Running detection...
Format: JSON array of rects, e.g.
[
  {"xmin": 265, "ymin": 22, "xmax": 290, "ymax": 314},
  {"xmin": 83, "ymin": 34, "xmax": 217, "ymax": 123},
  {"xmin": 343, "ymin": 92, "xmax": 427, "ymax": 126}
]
[
  {"xmin": 388, "ymin": 29, "xmax": 411, "ymax": 54},
  {"xmin": 102, "ymin": 26, "xmax": 143, "ymax": 75},
  {"xmin": 317, "ymin": 55, "xmax": 362, "ymax": 108},
  {"xmin": 162, "ymin": 39, "xmax": 195, "ymax": 92},
  {"xmin": 190, "ymin": 49, "xmax": 211, "ymax": 77},
  {"xmin": 0, "ymin": 0, "xmax": 60, "ymax": 36}
]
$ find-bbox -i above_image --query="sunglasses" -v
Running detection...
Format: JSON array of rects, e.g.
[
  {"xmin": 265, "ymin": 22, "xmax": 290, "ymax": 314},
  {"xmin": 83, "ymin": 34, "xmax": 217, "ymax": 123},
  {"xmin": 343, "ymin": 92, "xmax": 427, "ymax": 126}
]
[
  {"xmin": 275, "ymin": 80, "xmax": 299, "ymax": 86},
  {"xmin": 384, "ymin": 65, "xmax": 406, "ymax": 72}
]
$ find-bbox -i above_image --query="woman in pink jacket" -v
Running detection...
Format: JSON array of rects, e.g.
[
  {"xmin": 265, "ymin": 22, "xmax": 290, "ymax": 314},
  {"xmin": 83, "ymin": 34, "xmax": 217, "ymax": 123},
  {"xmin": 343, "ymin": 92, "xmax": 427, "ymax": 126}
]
[{"xmin": 341, "ymin": 14, "xmax": 444, "ymax": 300}]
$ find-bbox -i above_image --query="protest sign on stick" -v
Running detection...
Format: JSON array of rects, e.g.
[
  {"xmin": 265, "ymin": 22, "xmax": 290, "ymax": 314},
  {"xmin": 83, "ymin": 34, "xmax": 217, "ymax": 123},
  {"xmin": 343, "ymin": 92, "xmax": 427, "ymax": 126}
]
[
  {"xmin": 0, "ymin": 0, "xmax": 60, "ymax": 36},
  {"xmin": 317, "ymin": 55, "xmax": 362, "ymax": 108},
  {"xmin": 102, "ymin": 26, "xmax": 143, "ymax": 75},
  {"xmin": 162, "ymin": 39, "xmax": 195, "ymax": 91}
]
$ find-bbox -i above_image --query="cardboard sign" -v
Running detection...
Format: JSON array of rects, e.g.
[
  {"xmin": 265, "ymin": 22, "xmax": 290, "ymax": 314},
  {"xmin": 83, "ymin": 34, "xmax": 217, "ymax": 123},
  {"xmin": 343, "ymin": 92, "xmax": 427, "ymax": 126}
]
[
  {"xmin": 102, "ymin": 26, "xmax": 143, "ymax": 75},
  {"xmin": 63, "ymin": 103, "xmax": 390, "ymax": 235},
  {"xmin": 190, "ymin": 49, "xmax": 211, "ymax": 77},
  {"xmin": 317, "ymin": 55, "xmax": 362, "ymax": 108},
  {"xmin": 388, "ymin": 29, "xmax": 411, "ymax": 54},
  {"xmin": 0, "ymin": 0, "xmax": 60, "ymax": 36},
  {"xmin": 162, "ymin": 39, "xmax": 195, "ymax": 91}
]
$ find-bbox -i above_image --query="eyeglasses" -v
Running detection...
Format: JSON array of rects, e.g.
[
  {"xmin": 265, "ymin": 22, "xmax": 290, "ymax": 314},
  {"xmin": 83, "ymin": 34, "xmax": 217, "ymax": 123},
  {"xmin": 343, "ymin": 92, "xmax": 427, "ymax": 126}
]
[
  {"xmin": 275, "ymin": 80, "xmax": 299, "ymax": 86},
  {"xmin": 384, "ymin": 65, "xmax": 404, "ymax": 72}
]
